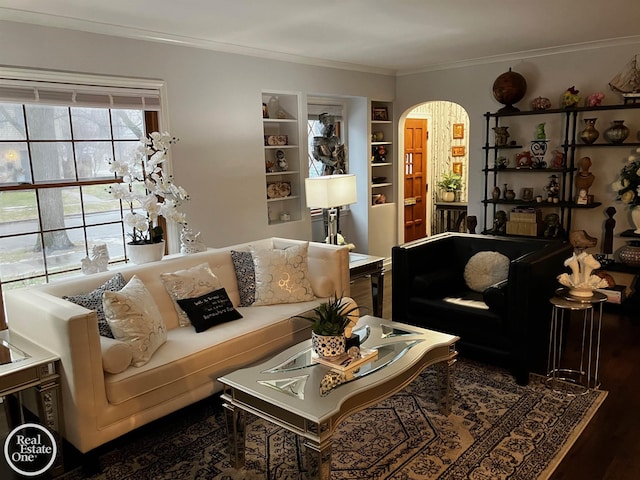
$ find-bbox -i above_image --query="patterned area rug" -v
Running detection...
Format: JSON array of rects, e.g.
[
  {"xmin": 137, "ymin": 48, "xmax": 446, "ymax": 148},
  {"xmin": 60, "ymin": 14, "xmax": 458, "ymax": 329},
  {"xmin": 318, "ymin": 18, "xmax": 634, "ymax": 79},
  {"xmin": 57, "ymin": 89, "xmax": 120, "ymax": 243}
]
[{"xmin": 60, "ymin": 359, "xmax": 606, "ymax": 480}]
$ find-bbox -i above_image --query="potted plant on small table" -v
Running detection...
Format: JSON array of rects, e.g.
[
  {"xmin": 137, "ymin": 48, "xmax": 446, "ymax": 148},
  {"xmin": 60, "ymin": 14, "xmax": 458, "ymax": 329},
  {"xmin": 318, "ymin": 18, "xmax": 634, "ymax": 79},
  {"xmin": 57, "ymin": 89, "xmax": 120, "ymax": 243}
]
[
  {"xmin": 109, "ymin": 131, "xmax": 190, "ymax": 264},
  {"xmin": 437, "ymin": 171, "xmax": 463, "ymax": 202},
  {"xmin": 300, "ymin": 294, "xmax": 360, "ymax": 358}
]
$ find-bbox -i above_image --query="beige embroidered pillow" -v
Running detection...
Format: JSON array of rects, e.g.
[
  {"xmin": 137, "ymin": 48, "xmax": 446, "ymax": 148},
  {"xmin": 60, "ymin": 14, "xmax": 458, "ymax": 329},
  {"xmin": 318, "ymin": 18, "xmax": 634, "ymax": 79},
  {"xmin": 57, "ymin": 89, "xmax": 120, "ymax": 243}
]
[
  {"xmin": 463, "ymin": 251, "xmax": 510, "ymax": 293},
  {"xmin": 160, "ymin": 263, "xmax": 222, "ymax": 327},
  {"xmin": 103, "ymin": 276, "xmax": 167, "ymax": 367},
  {"xmin": 250, "ymin": 243, "xmax": 315, "ymax": 306}
]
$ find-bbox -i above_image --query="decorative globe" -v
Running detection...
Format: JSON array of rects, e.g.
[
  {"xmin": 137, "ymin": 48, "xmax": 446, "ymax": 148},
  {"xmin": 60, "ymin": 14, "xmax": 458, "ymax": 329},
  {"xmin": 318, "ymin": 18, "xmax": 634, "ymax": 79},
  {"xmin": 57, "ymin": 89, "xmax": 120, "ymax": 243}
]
[{"xmin": 492, "ymin": 68, "xmax": 527, "ymax": 113}]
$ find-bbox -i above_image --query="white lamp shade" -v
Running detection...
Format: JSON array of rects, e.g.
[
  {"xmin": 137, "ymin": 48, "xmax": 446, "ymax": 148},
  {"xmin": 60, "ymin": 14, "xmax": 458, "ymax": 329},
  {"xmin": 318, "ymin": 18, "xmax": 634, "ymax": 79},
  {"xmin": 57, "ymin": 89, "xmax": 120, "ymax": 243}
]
[{"xmin": 305, "ymin": 174, "xmax": 357, "ymax": 209}]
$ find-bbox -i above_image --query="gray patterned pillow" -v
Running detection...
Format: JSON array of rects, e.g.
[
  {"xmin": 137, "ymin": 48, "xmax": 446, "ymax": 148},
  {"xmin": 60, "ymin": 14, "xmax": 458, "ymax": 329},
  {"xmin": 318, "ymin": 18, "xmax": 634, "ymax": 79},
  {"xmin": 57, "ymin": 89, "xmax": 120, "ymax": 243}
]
[
  {"xmin": 231, "ymin": 250, "xmax": 255, "ymax": 306},
  {"xmin": 63, "ymin": 273, "xmax": 126, "ymax": 338}
]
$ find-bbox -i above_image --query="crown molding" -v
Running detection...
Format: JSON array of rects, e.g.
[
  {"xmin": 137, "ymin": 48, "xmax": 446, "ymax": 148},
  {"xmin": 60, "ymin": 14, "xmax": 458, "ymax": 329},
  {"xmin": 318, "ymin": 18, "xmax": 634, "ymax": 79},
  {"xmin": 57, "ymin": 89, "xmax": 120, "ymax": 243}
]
[
  {"xmin": 0, "ymin": 8, "xmax": 396, "ymax": 76},
  {"xmin": 396, "ymin": 36, "xmax": 640, "ymax": 76}
]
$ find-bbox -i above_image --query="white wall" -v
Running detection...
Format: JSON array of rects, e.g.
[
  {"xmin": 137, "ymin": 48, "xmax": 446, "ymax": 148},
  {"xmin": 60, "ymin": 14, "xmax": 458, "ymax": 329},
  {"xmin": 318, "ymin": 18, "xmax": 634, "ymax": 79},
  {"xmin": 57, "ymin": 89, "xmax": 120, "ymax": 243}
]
[
  {"xmin": 0, "ymin": 20, "xmax": 394, "ymax": 248},
  {"xmin": 396, "ymin": 41, "xmax": 640, "ymax": 254}
]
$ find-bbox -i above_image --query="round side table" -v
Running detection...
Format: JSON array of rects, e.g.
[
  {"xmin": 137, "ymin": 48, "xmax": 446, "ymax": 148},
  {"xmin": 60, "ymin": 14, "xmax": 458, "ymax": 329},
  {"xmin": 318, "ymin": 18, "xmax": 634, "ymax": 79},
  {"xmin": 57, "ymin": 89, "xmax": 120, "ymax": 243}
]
[{"xmin": 546, "ymin": 287, "xmax": 607, "ymax": 394}]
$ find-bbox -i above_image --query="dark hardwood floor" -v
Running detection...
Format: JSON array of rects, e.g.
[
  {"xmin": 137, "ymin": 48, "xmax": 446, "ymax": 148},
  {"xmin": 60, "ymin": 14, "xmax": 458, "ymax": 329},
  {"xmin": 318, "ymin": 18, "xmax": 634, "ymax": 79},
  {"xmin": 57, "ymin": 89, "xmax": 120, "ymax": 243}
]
[{"xmin": 350, "ymin": 273, "xmax": 640, "ymax": 480}]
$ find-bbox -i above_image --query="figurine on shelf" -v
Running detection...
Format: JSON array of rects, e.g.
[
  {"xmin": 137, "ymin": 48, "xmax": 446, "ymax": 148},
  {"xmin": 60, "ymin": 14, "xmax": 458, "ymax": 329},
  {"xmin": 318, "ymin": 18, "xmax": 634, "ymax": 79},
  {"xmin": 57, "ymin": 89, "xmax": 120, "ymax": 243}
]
[
  {"xmin": 275, "ymin": 149, "xmax": 288, "ymax": 171},
  {"xmin": 561, "ymin": 86, "xmax": 581, "ymax": 108},
  {"xmin": 313, "ymin": 113, "xmax": 345, "ymax": 175},
  {"xmin": 493, "ymin": 210, "xmax": 507, "ymax": 234},
  {"xmin": 516, "ymin": 151, "xmax": 533, "ymax": 169},
  {"xmin": 543, "ymin": 213, "xmax": 564, "ymax": 238},
  {"xmin": 551, "ymin": 150, "xmax": 566, "ymax": 169},
  {"xmin": 575, "ymin": 156, "xmax": 595, "ymax": 203},
  {"xmin": 557, "ymin": 230, "xmax": 608, "ymax": 297},
  {"xmin": 373, "ymin": 144, "xmax": 387, "ymax": 163},
  {"xmin": 545, "ymin": 174, "xmax": 560, "ymax": 201},
  {"xmin": 587, "ymin": 92, "xmax": 605, "ymax": 107},
  {"xmin": 535, "ymin": 123, "xmax": 547, "ymax": 140},
  {"xmin": 493, "ymin": 126, "xmax": 510, "ymax": 147}
]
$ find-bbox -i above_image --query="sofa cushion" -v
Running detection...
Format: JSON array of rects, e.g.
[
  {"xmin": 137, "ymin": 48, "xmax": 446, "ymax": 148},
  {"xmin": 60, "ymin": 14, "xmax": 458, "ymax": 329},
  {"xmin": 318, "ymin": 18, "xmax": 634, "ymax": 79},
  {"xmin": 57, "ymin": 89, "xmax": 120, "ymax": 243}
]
[
  {"xmin": 251, "ymin": 243, "xmax": 315, "ymax": 306},
  {"xmin": 463, "ymin": 251, "xmax": 510, "ymax": 292},
  {"xmin": 100, "ymin": 336, "xmax": 133, "ymax": 374},
  {"xmin": 103, "ymin": 276, "xmax": 168, "ymax": 367},
  {"xmin": 231, "ymin": 250, "xmax": 256, "ymax": 306},
  {"xmin": 103, "ymin": 299, "xmax": 319, "ymax": 405},
  {"xmin": 177, "ymin": 288, "xmax": 242, "ymax": 333},
  {"xmin": 160, "ymin": 263, "xmax": 222, "ymax": 327},
  {"xmin": 63, "ymin": 273, "xmax": 126, "ymax": 338}
]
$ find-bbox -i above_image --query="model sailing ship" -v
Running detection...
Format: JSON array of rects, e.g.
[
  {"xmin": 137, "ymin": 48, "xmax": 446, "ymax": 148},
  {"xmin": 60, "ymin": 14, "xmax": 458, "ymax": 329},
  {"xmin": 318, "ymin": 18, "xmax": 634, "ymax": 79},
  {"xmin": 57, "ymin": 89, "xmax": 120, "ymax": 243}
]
[{"xmin": 609, "ymin": 55, "xmax": 640, "ymax": 104}]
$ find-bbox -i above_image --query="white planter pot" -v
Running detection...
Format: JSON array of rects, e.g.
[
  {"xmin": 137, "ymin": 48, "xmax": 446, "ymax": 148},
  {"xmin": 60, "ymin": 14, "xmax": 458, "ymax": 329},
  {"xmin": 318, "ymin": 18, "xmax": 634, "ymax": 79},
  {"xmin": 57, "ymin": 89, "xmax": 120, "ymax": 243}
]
[
  {"xmin": 126, "ymin": 241, "xmax": 165, "ymax": 265},
  {"xmin": 442, "ymin": 190, "xmax": 456, "ymax": 202},
  {"xmin": 631, "ymin": 206, "xmax": 640, "ymax": 234},
  {"xmin": 311, "ymin": 332, "xmax": 346, "ymax": 358}
]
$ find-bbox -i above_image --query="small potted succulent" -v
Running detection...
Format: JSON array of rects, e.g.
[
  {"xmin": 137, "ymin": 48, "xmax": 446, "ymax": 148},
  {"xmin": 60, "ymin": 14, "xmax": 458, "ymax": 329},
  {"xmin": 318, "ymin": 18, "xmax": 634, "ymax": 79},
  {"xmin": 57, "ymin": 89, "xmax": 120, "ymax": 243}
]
[{"xmin": 299, "ymin": 293, "xmax": 359, "ymax": 358}]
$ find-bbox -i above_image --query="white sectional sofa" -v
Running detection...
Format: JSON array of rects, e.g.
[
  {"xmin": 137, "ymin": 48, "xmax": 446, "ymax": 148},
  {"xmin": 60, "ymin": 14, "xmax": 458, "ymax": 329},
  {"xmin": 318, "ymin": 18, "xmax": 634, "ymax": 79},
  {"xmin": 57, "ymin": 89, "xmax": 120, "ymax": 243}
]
[{"xmin": 4, "ymin": 237, "xmax": 350, "ymax": 455}]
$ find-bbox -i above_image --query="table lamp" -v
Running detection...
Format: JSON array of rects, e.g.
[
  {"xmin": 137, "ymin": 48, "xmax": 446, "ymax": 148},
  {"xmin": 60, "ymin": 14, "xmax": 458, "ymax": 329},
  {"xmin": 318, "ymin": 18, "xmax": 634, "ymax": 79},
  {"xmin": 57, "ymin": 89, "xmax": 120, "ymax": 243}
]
[{"xmin": 305, "ymin": 174, "xmax": 357, "ymax": 244}]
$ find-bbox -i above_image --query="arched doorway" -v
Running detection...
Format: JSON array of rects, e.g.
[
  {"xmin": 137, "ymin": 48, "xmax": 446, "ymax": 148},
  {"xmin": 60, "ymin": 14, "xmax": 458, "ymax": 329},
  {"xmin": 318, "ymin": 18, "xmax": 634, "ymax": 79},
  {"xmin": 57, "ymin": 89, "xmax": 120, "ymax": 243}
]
[{"xmin": 397, "ymin": 101, "xmax": 470, "ymax": 243}]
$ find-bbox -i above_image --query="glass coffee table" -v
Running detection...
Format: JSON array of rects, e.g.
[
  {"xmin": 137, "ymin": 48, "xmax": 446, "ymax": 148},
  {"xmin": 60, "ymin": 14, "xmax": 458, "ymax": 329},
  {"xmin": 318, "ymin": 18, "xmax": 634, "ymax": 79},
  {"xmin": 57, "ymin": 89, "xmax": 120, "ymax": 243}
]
[{"xmin": 218, "ymin": 315, "xmax": 458, "ymax": 479}]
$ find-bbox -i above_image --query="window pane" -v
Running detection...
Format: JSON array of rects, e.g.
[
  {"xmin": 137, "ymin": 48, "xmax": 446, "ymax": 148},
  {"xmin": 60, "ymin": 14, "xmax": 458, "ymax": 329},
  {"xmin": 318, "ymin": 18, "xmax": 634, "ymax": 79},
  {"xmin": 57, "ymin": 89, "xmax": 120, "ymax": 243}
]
[
  {"xmin": 82, "ymin": 184, "xmax": 122, "ymax": 225},
  {"xmin": 114, "ymin": 140, "xmax": 140, "ymax": 163},
  {"xmin": 31, "ymin": 142, "xmax": 75, "ymax": 181},
  {"xmin": 38, "ymin": 187, "xmax": 80, "ymax": 231},
  {"xmin": 0, "ymin": 142, "xmax": 31, "ymax": 183},
  {"xmin": 0, "ymin": 190, "xmax": 38, "ymax": 233},
  {"xmin": 0, "ymin": 103, "xmax": 26, "ymax": 140},
  {"xmin": 25, "ymin": 105, "xmax": 71, "ymax": 140},
  {"xmin": 71, "ymin": 107, "xmax": 111, "ymax": 140},
  {"xmin": 86, "ymin": 224, "xmax": 125, "ymax": 261},
  {"xmin": 75, "ymin": 141, "xmax": 114, "ymax": 178},
  {"xmin": 45, "ymin": 234, "xmax": 86, "ymax": 275},
  {"xmin": 0, "ymin": 233, "xmax": 45, "ymax": 282},
  {"xmin": 112, "ymin": 110, "xmax": 145, "ymax": 140}
]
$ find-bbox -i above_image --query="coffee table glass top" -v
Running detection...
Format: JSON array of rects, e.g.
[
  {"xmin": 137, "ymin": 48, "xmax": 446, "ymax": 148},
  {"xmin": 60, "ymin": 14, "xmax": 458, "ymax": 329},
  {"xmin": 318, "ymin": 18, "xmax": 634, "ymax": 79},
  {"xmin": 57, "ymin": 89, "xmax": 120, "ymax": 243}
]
[{"xmin": 219, "ymin": 316, "xmax": 458, "ymax": 422}]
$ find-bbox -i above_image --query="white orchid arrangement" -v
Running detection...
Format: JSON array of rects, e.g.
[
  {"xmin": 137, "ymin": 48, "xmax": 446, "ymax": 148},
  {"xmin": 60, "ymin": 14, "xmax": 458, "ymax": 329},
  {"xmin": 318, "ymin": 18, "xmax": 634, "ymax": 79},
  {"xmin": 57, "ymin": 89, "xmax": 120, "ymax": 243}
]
[
  {"xmin": 109, "ymin": 131, "xmax": 189, "ymax": 244},
  {"xmin": 612, "ymin": 148, "xmax": 640, "ymax": 208}
]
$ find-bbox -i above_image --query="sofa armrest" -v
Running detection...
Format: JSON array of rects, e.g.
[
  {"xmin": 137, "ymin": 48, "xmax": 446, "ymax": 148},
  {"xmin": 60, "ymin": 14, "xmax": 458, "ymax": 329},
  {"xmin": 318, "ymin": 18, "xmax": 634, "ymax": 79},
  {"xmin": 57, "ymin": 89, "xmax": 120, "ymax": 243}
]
[
  {"xmin": 4, "ymin": 289, "xmax": 108, "ymax": 431},
  {"xmin": 483, "ymin": 279, "xmax": 508, "ymax": 313},
  {"xmin": 272, "ymin": 239, "xmax": 350, "ymax": 298}
]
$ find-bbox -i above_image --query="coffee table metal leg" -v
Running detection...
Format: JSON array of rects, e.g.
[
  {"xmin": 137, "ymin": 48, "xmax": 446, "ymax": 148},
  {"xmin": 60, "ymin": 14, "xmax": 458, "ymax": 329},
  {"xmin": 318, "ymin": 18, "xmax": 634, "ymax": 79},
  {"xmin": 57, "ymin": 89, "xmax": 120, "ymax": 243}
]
[
  {"xmin": 223, "ymin": 403, "xmax": 245, "ymax": 468},
  {"xmin": 305, "ymin": 439, "xmax": 332, "ymax": 480},
  {"xmin": 436, "ymin": 358, "xmax": 455, "ymax": 415}
]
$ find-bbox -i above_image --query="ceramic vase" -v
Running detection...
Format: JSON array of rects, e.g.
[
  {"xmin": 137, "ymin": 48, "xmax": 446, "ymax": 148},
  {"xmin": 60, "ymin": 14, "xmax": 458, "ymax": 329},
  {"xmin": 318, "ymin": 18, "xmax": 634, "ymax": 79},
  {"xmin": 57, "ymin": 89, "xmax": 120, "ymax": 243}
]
[
  {"xmin": 632, "ymin": 207, "xmax": 640, "ymax": 234},
  {"xmin": 442, "ymin": 190, "xmax": 456, "ymax": 202},
  {"xmin": 491, "ymin": 186, "xmax": 501, "ymax": 200},
  {"xmin": 311, "ymin": 332, "xmax": 346, "ymax": 358},
  {"xmin": 604, "ymin": 120, "xmax": 630, "ymax": 144},
  {"xmin": 618, "ymin": 241, "xmax": 640, "ymax": 267},
  {"xmin": 126, "ymin": 241, "xmax": 165, "ymax": 265},
  {"xmin": 579, "ymin": 118, "xmax": 599, "ymax": 145}
]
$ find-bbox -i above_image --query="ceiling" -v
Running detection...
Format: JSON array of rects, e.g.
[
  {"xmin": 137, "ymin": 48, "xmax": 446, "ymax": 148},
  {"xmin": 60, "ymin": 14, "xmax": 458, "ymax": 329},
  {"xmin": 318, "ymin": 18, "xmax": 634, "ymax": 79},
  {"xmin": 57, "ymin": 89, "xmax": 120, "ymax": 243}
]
[{"xmin": 1, "ymin": 0, "xmax": 639, "ymax": 75}]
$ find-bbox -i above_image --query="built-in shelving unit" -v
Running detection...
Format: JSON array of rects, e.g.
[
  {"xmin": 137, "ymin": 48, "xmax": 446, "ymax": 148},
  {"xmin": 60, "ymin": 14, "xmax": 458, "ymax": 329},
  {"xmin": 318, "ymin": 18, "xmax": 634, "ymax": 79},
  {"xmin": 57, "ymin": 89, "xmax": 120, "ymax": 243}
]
[
  {"xmin": 262, "ymin": 92, "xmax": 304, "ymax": 225},
  {"xmin": 482, "ymin": 102, "xmax": 640, "ymax": 237}
]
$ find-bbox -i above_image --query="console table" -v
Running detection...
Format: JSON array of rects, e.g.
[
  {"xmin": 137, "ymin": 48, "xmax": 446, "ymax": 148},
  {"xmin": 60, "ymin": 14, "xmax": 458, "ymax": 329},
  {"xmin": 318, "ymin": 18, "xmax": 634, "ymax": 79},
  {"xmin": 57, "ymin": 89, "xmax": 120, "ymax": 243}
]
[
  {"xmin": 349, "ymin": 253, "xmax": 385, "ymax": 317},
  {"xmin": 0, "ymin": 330, "xmax": 64, "ymax": 476},
  {"xmin": 434, "ymin": 202, "xmax": 467, "ymax": 234}
]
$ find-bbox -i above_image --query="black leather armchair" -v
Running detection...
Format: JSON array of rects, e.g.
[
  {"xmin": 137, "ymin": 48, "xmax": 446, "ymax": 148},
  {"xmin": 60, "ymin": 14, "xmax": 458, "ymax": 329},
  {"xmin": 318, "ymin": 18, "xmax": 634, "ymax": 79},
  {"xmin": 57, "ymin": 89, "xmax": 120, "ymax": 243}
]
[{"xmin": 392, "ymin": 232, "xmax": 573, "ymax": 385}]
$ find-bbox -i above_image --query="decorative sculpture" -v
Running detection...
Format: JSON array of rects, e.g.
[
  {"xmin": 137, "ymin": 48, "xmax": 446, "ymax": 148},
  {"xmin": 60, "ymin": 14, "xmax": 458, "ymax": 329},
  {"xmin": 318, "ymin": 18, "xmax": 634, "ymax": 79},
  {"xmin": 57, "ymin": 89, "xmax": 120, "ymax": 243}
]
[
  {"xmin": 557, "ymin": 230, "xmax": 608, "ymax": 297},
  {"xmin": 575, "ymin": 156, "xmax": 595, "ymax": 204},
  {"xmin": 81, "ymin": 244, "xmax": 109, "ymax": 275},
  {"xmin": 180, "ymin": 228, "xmax": 206, "ymax": 254},
  {"xmin": 313, "ymin": 113, "xmax": 346, "ymax": 175}
]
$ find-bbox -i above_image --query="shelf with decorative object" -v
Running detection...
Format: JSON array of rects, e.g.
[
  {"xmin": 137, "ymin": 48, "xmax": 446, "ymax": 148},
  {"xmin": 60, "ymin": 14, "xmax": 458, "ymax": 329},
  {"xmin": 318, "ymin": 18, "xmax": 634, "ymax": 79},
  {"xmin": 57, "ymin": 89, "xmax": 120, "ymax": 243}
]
[
  {"xmin": 262, "ymin": 92, "xmax": 303, "ymax": 225},
  {"xmin": 482, "ymin": 102, "xmax": 640, "ymax": 238}
]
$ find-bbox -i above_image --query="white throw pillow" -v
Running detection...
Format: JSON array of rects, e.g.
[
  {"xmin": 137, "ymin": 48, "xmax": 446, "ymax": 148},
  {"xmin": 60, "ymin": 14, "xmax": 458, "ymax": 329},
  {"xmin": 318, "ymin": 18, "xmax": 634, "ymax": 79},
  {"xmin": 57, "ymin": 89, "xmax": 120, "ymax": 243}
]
[
  {"xmin": 99, "ymin": 336, "xmax": 133, "ymax": 374},
  {"xmin": 463, "ymin": 251, "xmax": 510, "ymax": 293},
  {"xmin": 103, "ymin": 276, "xmax": 167, "ymax": 367},
  {"xmin": 160, "ymin": 263, "xmax": 222, "ymax": 327},
  {"xmin": 250, "ymin": 243, "xmax": 315, "ymax": 306}
]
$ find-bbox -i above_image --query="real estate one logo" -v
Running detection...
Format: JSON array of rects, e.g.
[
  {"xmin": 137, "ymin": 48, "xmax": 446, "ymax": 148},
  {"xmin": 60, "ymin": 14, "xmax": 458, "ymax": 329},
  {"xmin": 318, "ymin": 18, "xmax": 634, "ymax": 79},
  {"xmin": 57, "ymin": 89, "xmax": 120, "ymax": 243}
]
[{"xmin": 3, "ymin": 423, "xmax": 57, "ymax": 477}]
